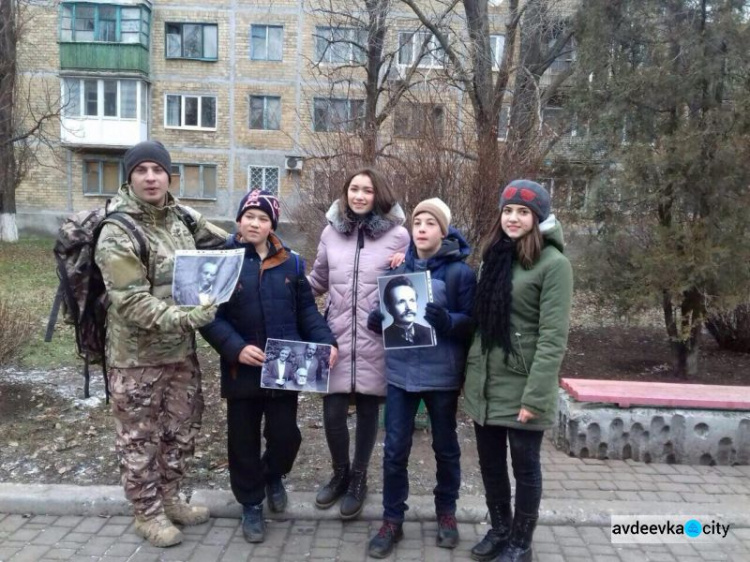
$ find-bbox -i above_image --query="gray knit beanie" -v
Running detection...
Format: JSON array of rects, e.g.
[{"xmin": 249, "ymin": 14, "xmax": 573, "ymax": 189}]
[
  {"xmin": 499, "ymin": 179, "xmax": 550, "ymax": 222},
  {"xmin": 123, "ymin": 140, "xmax": 172, "ymax": 184}
]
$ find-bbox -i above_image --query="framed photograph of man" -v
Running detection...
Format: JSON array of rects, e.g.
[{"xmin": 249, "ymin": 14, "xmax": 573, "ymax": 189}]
[
  {"xmin": 376, "ymin": 271, "xmax": 437, "ymax": 350},
  {"xmin": 260, "ymin": 338, "xmax": 332, "ymax": 393},
  {"xmin": 172, "ymin": 249, "xmax": 244, "ymax": 306}
]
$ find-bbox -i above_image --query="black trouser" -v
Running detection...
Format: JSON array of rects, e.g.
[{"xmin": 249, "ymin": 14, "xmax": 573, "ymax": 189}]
[
  {"xmin": 226, "ymin": 393, "xmax": 301, "ymax": 506},
  {"xmin": 323, "ymin": 392, "xmax": 380, "ymax": 471},
  {"xmin": 474, "ymin": 422, "xmax": 544, "ymax": 516}
]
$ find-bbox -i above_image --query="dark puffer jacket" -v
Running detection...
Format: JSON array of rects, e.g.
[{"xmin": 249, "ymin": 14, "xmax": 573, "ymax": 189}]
[
  {"xmin": 381, "ymin": 227, "xmax": 477, "ymax": 392},
  {"xmin": 200, "ymin": 233, "xmax": 336, "ymax": 399}
]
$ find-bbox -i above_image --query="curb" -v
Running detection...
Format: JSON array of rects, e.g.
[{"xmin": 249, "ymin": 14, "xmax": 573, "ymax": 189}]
[{"xmin": 1, "ymin": 484, "xmax": 749, "ymax": 527}]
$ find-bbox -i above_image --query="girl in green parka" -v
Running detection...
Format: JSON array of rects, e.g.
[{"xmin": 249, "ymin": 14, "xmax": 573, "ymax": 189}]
[{"xmin": 463, "ymin": 180, "xmax": 573, "ymax": 562}]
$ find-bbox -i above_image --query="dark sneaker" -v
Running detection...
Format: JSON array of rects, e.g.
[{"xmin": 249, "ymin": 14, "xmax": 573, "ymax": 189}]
[
  {"xmin": 241, "ymin": 504, "xmax": 265, "ymax": 543},
  {"xmin": 367, "ymin": 521, "xmax": 403, "ymax": 559},
  {"xmin": 265, "ymin": 478, "xmax": 287, "ymax": 513},
  {"xmin": 437, "ymin": 513, "xmax": 460, "ymax": 549}
]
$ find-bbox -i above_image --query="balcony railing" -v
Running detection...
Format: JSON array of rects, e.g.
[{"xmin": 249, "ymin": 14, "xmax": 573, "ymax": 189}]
[{"xmin": 60, "ymin": 43, "xmax": 149, "ymax": 75}]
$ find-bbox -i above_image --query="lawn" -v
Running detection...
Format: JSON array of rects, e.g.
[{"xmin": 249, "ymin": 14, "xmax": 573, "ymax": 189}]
[{"xmin": 0, "ymin": 237, "xmax": 79, "ymax": 368}]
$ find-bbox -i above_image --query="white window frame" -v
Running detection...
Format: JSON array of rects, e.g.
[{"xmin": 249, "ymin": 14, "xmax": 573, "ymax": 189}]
[
  {"xmin": 312, "ymin": 97, "xmax": 364, "ymax": 133},
  {"xmin": 249, "ymin": 95, "xmax": 281, "ymax": 130},
  {"xmin": 171, "ymin": 163, "xmax": 218, "ymax": 200},
  {"xmin": 164, "ymin": 94, "xmax": 217, "ymax": 130},
  {"xmin": 250, "ymin": 24, "xmax": 283, "ymax": 61},
  {"xmin": 398, "ymin": 31, "xmax": 445, "ymax": 69},
  {"xmin": 314, "ymin": 26, "xmax": 367, "ymax": 65},
  {"xmin": 83, "ymin": 158, "xmax": 124, "ymax": 196},
  {"xmin": 247, "ymin": 165, "xmax": 280, "ymax": 194},
  {"xmin": 63, "ymin": 78, "xmax": 143, "ymax": 120},
  {"xmin": 491, "ymin": 34, "xmax": 505, "ymax": 70}
]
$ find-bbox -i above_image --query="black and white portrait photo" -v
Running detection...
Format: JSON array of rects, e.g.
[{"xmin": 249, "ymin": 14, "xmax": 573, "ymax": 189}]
[
  {"xmin": 172, "ymin": 249, "xmax": 244, "ymax": 306},
  {"xmin": 377, "ymin": 272, "xmax": 437, "ymax": 350},
  {"xmin": 260, "ymin": 338, "xmax": 332, "ymax": 393}
]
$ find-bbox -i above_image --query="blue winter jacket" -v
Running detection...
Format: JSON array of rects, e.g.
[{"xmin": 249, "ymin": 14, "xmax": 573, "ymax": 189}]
[
  {"xmin": 200, "ymin": 233, "xmax": 336, "ymax": 399},
  {"xmin": 381, "ymin": 227, "xmax": 477, "ymax": 392}
]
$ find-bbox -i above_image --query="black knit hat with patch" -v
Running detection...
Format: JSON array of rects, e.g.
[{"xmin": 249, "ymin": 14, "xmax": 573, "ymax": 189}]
[{"xmin": 499, "ymin": 179, "xmax": 550, "ymax": 222}]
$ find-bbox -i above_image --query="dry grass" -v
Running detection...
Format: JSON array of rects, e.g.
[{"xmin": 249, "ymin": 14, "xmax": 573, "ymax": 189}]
[{"xmin": 0, "ymin": 296, "xmax": 34, "ymax": 365}]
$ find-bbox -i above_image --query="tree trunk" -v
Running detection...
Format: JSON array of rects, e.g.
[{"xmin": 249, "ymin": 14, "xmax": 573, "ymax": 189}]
[
  {"xmin": 0, "ymin": 0, "xmax": 18, "ymax": 242},
  {"xmin": 663, "ymin": 288, "xmax": 704, "ymax": 379}
]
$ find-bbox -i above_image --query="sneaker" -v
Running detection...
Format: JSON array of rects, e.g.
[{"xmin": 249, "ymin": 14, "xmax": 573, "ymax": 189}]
[
  {"xmin": 265, "ymin": 478, "xmax": 287, "ymax": 513},
  {"xmin": 163, "ymin": 499, "xmax": 210, "ymax": 526},
  {"xmin": 367, "ymin": 521, "xmax": 403, "ymax": 558},
  {"xmin": 134, "ymin": 513, "xmax": 183, "ymax": 548},
  {"xmin": 437, "ymin": 513, "xmax": 459, "ymax": 549},
  {"xmin": 241, "ymin": 503, "xmax": 265, "ymax": 543}
]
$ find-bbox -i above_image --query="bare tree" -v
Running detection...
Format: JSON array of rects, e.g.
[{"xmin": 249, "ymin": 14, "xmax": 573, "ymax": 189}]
[{"xmin": 0, "ymin": 0, "xmax": 62, "ymax": 242}]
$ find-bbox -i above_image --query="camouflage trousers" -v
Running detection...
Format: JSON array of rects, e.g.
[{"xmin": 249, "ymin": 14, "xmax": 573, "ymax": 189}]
[{"xmin": 108, "ymin": 354, "xmax": 204, "ymax": 519}]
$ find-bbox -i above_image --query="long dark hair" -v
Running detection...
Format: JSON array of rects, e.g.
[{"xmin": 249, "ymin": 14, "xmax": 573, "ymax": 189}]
[{"xmin": 338, "ymin": 167, "xmax": 397, "ymax": 217}]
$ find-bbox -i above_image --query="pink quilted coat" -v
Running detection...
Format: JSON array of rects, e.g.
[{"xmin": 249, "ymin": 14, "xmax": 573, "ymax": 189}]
[{"xmin": 308, "ymin": 201, "xmax": 410, "ymax": 396}]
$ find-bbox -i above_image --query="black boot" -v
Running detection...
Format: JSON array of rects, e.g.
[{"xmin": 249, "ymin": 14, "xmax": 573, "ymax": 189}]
[
  {"xmin": 339, "ymin": 468, "xmax": 367, "ymax": 520},
  {"xmin": 265, "ymin": 477, "xmax": 287, "ymax": 513},
  {"xmin": 241, "ymin": 503, "xmax": 265, "ymax": 543},
  {"xmin": 315, "ymin": 464, "xmax": 350, "ymax": 509},
  {"xmin": 367, "ymin": 521, "xmax": 403, "ymax": 558},
  {"xmin": 470, "ymin": 503, "xmax": 512, "ymax": 561},
  {"xmin": 498, "ymin": 511, "xmax": 538, "ymax": 562}
]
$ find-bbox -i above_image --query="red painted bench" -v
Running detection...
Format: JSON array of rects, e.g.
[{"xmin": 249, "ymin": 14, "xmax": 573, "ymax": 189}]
[{"xmin": 560, "ymin": 378, "xmax": 750, "ymax": 410}]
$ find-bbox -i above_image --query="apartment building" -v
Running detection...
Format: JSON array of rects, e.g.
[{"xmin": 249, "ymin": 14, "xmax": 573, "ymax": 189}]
[{"xmin": 15, "ymin": 0, "xmax": 576, "ymax": 230}]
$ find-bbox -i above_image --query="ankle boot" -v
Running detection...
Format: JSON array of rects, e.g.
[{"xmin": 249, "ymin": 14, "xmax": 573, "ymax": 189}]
[
  {"xmin": 133, "ymin": 513, "xmax": 183, "ymax": 547},
  {"xmin": 315, "ymin": 464, "xmax": 350, "ymax": 509},
  {"xmin": 470, "ymin": 503, "xmax": 512, "ymax": 561},
  {"xmin": 265, "ymin": 477, "xmax": 287, "ymax": 513},
  {"xmin": 241, "ymin": 503, "xmax": 266, "ymax": 543},
  {"xmin": 498, "ymin": 511, "xmax": 538, "ymax": 562},
  {"xmin": 339, "ymin": 467, "xmax": 367, "ymax": 520},
  {"xmin": 163, "ymin": 498, "xmax": 210, "ymax": 526}
]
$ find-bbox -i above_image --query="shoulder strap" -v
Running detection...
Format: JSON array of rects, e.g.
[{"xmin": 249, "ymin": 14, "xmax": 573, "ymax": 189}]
[
  {"xmin": 444, "ymin": 261, "xmax": 463, "ymax": 312},
  {"xmin": 175, "ymin": 205, "xmax": 199, "ymax": 235},
  {"xmin": 102, "ymin": 212, "xmax": 150, "ymax": 267}
]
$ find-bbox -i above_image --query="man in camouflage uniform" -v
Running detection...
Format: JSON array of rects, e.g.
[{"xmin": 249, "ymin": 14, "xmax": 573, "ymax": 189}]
[{"xmin": 95, "ymin": 140, "xmax": 228, "ymax": 547}]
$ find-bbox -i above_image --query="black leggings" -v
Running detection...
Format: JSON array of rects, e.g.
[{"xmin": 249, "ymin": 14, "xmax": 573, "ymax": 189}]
[{"xmin": 323, "ymin": 392, "xmax": 381, "ymax": 472}]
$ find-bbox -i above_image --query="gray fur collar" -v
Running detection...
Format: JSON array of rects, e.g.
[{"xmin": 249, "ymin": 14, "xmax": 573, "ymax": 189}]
[{"xmin": 325, "ymin": 200, "xmax": 406, "ymax": 239}]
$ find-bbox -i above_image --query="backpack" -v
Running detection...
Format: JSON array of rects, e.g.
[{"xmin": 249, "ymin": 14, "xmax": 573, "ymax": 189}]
[{"xmin": 44, "ymin": 202, "xmax": 197, "ymax": 401}]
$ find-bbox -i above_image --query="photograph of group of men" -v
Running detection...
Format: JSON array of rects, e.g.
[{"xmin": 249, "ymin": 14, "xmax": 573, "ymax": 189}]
[{"xmin": 260, "ymin": 339, "xmax": 332, "ymax": 393}]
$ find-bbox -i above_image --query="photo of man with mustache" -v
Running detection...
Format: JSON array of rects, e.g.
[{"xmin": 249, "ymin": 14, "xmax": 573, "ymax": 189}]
[{"xmin": 382, "ymin": 275, "xmax": 434, "ymax": 349}]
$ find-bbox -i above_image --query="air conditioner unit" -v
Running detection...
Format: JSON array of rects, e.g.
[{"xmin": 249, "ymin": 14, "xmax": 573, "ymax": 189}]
[{"xmin": 285, "ymin": 155, "xmax": 303, "ymax": 172}]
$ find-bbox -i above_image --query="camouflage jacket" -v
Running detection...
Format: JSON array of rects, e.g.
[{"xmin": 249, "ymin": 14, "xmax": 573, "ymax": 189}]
[{"xmin": 94, "ymin": 184, "xmax": 229, "ymax": 368}]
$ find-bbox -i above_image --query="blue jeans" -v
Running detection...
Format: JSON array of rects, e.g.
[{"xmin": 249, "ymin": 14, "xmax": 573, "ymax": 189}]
[
  {"xmin": 382, "ymin": 385, "xmax": 461, "ymax": 522},
  {"xmin": 474, "ymin": 422, "xmax": 544, "ymax": 516}
]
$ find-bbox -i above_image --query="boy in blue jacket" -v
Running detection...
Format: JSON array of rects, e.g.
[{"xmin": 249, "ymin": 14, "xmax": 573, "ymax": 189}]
[
  {"xmin": 366, "ymin": 198, "xmax": 477, "ymax": 558},
  {"xmin": 200, "ymin": 190, "xmax": 337, "ymax": 543}
]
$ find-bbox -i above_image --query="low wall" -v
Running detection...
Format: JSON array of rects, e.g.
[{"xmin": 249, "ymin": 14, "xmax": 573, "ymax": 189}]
[{"xmin": 553, "ymin": 389, "xmax": 750, "ymax": 465}]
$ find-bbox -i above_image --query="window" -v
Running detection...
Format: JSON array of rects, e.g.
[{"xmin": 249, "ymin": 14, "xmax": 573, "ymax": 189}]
[
  {"xmin": 490, "ymin": 34, "xmax": 505, "ymax": 69},
  {"xmin": 250, "ymin": 96, "xmax": 281, "ymax": 130},
  {"xmin": 248, "ymin": 166, "xmax": 280, "ymax": 194},
  {"xmin": 84, "ymin": 159, "xmax": 123, "ymax": 195},
  {"xmin": 314, "ymin": 26, "xmax": 367, "ymax": 65},
  {"xmin": 171, "ymin": 164, "xmax": 217, "ymax": 199},
  {"xmin": 313, "ymin": 98, "xmax": 364, "ymax": 132},
  {"xmin": 166, "ymin": 23, "xmax": 218, "ymax": 60},
  {"xmin": 393, "ymin": 103, "xmax": 444, "ymax": 139},
  {"xmin": 498, "ymin": 106, "xmax": 509, "ymax": 140},
  {"xmin": 165, "ymin": 94, "xmax": 217, "ymax": 129},
  {"xmin": 398, "ymin": 31, "xmax": 445, "ymax": 68},
  {"xmin": 63, "ymin": 78, "xmax": 144, "ymax": 120},
  {"xmin": 251, "ymin": 25, "xmax": 283, "ymax": 61},
  {"xmin": 60, "ymin": 4, "xmax": 150, "ymax": 46}
]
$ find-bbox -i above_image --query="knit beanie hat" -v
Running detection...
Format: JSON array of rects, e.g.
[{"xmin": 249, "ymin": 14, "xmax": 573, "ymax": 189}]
[
  {"xmin": 123, "ymin": 140, "xmax": 172, "ymax": 184},
  {"xmin": 412, "ymin": 197, "xmax": 451, "ymax": 236},
  {"xmin": 236, "ymin": 189, "xmax": 281, "ymax": 230},
  {"xmin": 499, "ymin": 179, "xmax": 550, "ymax": 222}
]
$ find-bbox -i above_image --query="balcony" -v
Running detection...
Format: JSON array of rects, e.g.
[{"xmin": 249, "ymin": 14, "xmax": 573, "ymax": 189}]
[
  {"xmin": 59, "ymin": 43, "xmax": 149, "ymax": 75},
  {"xmin": 61, "ymin": 116, "xmax": 147, "ymax": 148}
]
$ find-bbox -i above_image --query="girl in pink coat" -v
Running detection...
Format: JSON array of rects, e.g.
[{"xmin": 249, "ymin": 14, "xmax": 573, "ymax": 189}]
[{"xmin": 308, "ymin": 167, "xmax": 410, "ymax": 519}]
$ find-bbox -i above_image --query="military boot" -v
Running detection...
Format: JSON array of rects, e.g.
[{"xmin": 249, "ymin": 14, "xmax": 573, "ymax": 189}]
[
  {"xmin": 134, "ymin": 513, "xmax": 183, "ymax": 547},
  {"xmin": 315, "ymin": 463, "xmax": 350, "ymax": 509},
  {"xmin": 470, "ymin": 503, "xmax": 512, "ymax": 561},
  {"xmin": 163, "ymin": 498, "xmax": 210, "ymax": 526}
]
